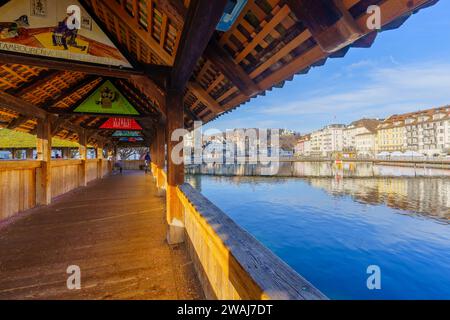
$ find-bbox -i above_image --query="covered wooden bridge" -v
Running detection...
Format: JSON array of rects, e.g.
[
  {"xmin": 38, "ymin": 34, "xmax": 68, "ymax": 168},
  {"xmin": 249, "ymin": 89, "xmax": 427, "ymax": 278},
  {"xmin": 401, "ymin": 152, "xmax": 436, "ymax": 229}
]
[{"xmin": 0, "ymin": 0, "xmax": 437, "ymax": 299}]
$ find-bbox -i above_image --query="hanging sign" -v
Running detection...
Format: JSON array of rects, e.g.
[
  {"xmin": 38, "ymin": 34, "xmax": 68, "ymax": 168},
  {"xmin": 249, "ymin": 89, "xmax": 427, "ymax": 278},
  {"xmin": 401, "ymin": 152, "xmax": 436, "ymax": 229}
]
[
  {"xmin": 100, "ymin": 118, "xmax": 142, "ymax": 130},
  {"xmin": 74, "ymin": 80, "xmax": 139, "ymax": 115},
  {"xmin": 119, "ymin": 137, "xmax": 144, "ymax": 142},
  {"xmin": 112, "ymin": 131, "xmax": 142, "ymax": 137}
]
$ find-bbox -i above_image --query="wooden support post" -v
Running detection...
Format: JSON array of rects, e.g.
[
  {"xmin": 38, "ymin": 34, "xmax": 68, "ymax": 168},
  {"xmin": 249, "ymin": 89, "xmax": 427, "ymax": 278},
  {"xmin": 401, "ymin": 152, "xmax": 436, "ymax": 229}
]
[
  {"xmin": 62, "ymin": 148, "xmax": 70, "ymax": 159},
  {"xmin": 113, "ymin": 145, "xmax": 118, "ymax": 172},
  {"xmin": 79, "ymin": 130, "xmax": 88, "ymax": 187},
  {"xmin": 166, "ymin": 90, "xmax": 185, "ymax": 244},
  {"xmin": 155, "ymin": 121, "xmax": 166, "ymax": 191},
  {"xmin": 26, "ymin": 148, "xmax": 34, "ymax": 160},
  {"xmin": 36, "ymin": 117, "xmax": 52, "ymax": 205},
  {"xmin": 150, "ymin": 140, "xmax": 156, "ymax": 179},
  {"xmin": 97, "ymin": 144, "xmax": 104, "ymax": 179}
]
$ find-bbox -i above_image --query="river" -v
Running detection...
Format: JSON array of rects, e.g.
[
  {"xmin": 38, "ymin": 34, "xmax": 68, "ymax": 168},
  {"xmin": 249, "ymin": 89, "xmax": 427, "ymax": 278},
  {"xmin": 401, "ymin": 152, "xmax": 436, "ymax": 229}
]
[{"xmin": 186, "ymin": 174, "xmax": 450, "ymax": 299}]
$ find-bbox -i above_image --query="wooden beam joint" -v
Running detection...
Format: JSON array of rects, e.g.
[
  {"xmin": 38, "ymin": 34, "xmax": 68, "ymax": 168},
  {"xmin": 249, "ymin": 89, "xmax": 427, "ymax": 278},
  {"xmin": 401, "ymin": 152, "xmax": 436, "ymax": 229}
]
[{"xmin": 287, "ymin": 0, "xmax": 362, "ymax": 53}]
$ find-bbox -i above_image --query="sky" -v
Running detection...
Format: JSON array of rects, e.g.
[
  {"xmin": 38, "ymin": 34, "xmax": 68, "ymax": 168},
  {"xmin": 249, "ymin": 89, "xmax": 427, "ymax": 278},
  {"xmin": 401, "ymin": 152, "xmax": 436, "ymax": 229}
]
[{"xmin": 205, "ymin": 0, "xmax": 450, "ymax": 135}]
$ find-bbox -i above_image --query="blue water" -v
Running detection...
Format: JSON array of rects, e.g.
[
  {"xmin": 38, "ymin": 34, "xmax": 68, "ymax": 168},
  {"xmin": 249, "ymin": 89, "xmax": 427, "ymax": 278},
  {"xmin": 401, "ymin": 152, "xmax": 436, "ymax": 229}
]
[{"xmin": 186, "ymin": 175, "xmax": 450, "ymax": 300}]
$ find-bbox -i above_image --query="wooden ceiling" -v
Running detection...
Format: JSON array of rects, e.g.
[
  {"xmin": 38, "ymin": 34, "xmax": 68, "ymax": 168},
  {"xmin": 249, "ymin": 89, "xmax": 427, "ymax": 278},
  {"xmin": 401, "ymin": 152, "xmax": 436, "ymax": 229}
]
[{"xmin": 0, "ymin": 0, "xmax": 439, "ymax": 147}]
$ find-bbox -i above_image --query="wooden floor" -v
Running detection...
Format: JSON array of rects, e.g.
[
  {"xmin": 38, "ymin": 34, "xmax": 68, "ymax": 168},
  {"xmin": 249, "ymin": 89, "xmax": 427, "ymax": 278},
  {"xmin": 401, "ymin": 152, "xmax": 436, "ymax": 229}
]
[{"xmin": 0, "ymin": 171, "xmax": 204, "ymax": 300}]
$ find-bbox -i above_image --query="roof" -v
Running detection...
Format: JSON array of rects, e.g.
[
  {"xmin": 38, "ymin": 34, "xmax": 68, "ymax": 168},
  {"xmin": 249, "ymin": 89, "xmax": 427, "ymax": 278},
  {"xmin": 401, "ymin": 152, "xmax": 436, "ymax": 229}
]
[
  {"xmin": 0, "ymin": 129, "xmax": 81, "ymax": 148},
  {"xmin": 346, "ymin": 118, "xmax": 381, "ymax": 133},
  {"xmin": 378, "ymin": 105, "xmax": 450, "ymax": 130},
  {"xmin": 0, "ymin": 0, "xmax": 440, "ymax": 147}
]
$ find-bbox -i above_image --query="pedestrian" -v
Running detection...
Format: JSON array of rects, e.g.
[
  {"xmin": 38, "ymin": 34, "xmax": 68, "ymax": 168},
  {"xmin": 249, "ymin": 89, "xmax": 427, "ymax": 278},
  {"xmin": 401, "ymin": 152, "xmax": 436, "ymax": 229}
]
[{"xmin": 144, "ymin": 152, "xmax": 151, "ymax": 174}]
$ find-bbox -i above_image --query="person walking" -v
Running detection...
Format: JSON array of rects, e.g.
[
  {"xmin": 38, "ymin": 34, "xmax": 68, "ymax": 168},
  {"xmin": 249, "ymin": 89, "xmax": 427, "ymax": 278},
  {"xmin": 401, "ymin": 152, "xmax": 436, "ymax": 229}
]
[{"xmin": 144, "ymin": 152, "xmax": 151, "ymax": 174}]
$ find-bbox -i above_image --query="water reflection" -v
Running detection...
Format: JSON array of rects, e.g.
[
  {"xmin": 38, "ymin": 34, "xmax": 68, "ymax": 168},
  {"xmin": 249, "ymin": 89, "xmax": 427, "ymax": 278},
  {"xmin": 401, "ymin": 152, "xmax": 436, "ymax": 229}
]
[
  {"xmin": 187, "ymin": 162, "xmax": 450, "ymax": 177},
  {"xmin": 186, "ymin": 175, "xmax": 450, "ymax": 221},
  {"xmin": 307, "ymin": 177, "xmax": 450, "ymax": 220}
]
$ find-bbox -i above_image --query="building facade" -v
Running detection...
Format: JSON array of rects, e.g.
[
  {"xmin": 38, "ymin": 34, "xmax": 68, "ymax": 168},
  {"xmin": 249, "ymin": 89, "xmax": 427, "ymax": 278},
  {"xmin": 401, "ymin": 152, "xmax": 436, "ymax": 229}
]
[
  {"xmin": 310, "ymin": 124, "xmax": 345, "ymax": 156},
  {"xmin": 295, "ymin": 134, "xmax": 311, "ymax": 156},
  {"xmin": 377, "ymin": 115, "xmax": 407, "ymax": 152},
  {"xmin": 355, "ymin": 132, "xmax": 377, "ymax": 156},
  {"xmin": 404, "ymin": 107, "xmax": 450, "ymax": 156},
  {"xmin": 343, "ymin": 119, "xmax": 381, "ymax": 152}
]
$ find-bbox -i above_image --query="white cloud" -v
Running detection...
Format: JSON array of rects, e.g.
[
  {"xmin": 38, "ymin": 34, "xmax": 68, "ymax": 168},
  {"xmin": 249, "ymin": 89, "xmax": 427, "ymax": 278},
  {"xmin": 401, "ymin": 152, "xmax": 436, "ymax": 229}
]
[{"xmin": 259, "ymin": 61, "xmax": 450, "ymax": 119}]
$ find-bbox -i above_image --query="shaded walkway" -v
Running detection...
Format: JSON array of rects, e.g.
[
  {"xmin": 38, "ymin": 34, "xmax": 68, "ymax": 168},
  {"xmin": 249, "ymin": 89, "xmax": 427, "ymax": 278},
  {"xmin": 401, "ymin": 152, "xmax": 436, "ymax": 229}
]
[{"xmin": 0, "ymin": 171, "xmax": 203, "ymax": 299}]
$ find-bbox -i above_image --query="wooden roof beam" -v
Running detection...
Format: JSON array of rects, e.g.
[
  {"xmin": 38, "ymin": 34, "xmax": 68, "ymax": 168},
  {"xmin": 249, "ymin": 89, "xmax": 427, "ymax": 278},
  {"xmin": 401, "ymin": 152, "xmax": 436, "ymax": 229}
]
[
  {"xmin": 0, "ymin": 91, "xmax": 47, "ymax": 120},
  {"xmin": 170, "ymin": 0, "xmax": 228, "ymax": 91},
  {"xmin": 95, "ymin": 0, "xmax": 174, "ymax": 65},
  {"xmin": 7, "ymin": 115, "xmax": 32, "ymax": 130},
  {"xmin": 187, "ymin": 81, "xmax": 223, "ymax": 114},
  {"xmin": 8, "ymin": 70, "xmax": 61, "ymax": 96},
  {"xmin": 0, "ymin": 91, "xmax": 107, "ymax": 144},
  {"xmin": 286, "ymin": 0, "xmax": 362, "ymax": 53},
  {"xmin": 51, "ymin": 116, "xmax": 73, "ymax": 136},
  {"xmin": 128, "ymin": 75, "xmax": 167, "ymax": 118},
  {"xmin": 184, "ymin": 105, "xmax": 200, "ymax": 122},
  {"xmin": 156, "ymin": 0, "xmax": 188, "ymax": 30},
  {"xmin": 0, "ymin": 51, "xmax": 141, "ymax": 79},
  {"xmin": 45, "ymin": 76, "xmax": 101, "ymax": 111},
  {"xmin": 205, "ymin": 39, "xmax": 261, "ymax": 97},
  {"xmin": 114, "ymin": 80, "xmax": 163, "ymax": 119}
]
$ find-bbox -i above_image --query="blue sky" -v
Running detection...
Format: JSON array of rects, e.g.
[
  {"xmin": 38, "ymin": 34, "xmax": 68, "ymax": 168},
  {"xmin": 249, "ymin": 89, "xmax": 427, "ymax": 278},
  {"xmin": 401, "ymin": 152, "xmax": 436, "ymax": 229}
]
[{"xmin": 205, "ymin": 1, "xmax": 450, "ymax": 134}]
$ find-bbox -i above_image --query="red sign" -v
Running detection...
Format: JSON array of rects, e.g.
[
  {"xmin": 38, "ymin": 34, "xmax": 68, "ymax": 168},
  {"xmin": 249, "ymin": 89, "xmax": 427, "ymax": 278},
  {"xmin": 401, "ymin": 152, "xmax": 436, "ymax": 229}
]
[{"xmin": 100, "ymin": 118, "xmax": 142, "ymax": 130}]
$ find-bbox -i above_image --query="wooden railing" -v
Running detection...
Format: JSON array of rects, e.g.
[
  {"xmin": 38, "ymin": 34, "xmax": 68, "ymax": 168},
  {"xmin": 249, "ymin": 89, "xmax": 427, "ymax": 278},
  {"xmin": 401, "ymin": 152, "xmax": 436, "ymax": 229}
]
[
  {"xmin": 121, "ymin": 160, "xmax": 146, "ymax": 170},
  {"xmin": 51, "ymin": 160, "xmax": 83, "ymax": 198},
  {"xmin": 151, "ymin": 163, "xmax": 167, "ymax": 190},
  {"xmin": 151, "ymin": 162, "xmax": 326, "ymax": 300},
  {"xmin": 0, "ymin": 159, "xmax": 112, "ymax": 222},
  {"xmin": 0, "ymin": 161, "xmax": 41, "ymax": 221}
]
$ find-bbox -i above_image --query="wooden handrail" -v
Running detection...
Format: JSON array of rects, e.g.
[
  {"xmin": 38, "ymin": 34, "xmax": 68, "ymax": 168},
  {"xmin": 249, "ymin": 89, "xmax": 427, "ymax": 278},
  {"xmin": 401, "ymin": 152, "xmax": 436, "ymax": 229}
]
[
  {"xmin": 50, "ymin": 160, "xmax": 83, "ymax": 167},
  {"xmin": 0, "ymin": 160, "xmax": 42, "ymax": 170},
  {"xmin": 177, "ymin": 183, "xmax": 327, "ymax": 300}
]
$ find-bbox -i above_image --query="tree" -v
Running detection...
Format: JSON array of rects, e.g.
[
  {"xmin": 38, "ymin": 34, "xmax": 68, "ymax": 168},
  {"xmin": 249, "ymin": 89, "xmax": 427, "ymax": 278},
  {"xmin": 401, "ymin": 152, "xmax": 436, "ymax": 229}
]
[
  {"xmin": 118, "ymin": 147, "xmax": 149, "ymax": 160},
  {"xmin": 280, "ymin": 134, "xmax": 301, "ymax": 151}
]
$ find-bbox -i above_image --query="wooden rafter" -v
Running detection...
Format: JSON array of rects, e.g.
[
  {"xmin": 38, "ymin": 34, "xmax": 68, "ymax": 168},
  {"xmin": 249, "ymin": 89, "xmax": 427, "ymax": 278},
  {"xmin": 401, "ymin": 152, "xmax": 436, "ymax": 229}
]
[
  {"xmin": 114, "ymin": 79, "xmax": 162, "ymax": 119},
  {"xmin": 170, "ymin": 0, "xmax": 228, "ymax": 91},
  {"xmin": 8, "ymin": 70, "xmax": 61, "ymax": 96},
  {"xmin": 0, "ymin": 51, "xmax": 140, "ymax": 79},
  {"xmin": 0, "ymin": 91, "xmax": 109, "ymax": 145},
  {"xmin": 0, "ymin": 91, "xmax": 47, "ymax": 120},
  {"xmin": 187, "ymin": 82, "xmax": 223, "ymax": 114},
  {"xmin": 95, "ymin": 0, "xmax": 174, "ymax": 65},
  {"xmin": 205, "ymin": 39, "xmax": 260, "ymax": 97},
  {"xmin": 45, "ymin": 76, "xmax": 102, "ymax": 111},
  {"xmin": 7, "ymin": 115, "xmax": 32, "ymax": 130}
]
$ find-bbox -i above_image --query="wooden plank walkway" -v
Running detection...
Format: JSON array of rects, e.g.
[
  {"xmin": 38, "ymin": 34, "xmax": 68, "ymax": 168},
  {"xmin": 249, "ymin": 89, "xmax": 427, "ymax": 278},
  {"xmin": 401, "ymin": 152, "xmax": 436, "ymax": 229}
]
[{"xmin": 0, "ymin": 171, "xmax": 204, "ymax": 300}]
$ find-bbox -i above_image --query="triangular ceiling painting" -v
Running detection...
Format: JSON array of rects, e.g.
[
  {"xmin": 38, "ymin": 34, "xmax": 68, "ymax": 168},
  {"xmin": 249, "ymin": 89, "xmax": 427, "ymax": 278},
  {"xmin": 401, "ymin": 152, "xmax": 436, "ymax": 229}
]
[
  {"xmin": 0, "ymin": 0, "xmax": 133, "ymax": 68},
  {"xmin": 100, "ymin": 118, "xmax": 142, "ymax": 130},
  {"xmin": 112, "ymin": 131, "xmax": 142, "ymax": 137},
  {"xmin": 74, "ymin": 80, "xmax": 139, "ymax": 115}
]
